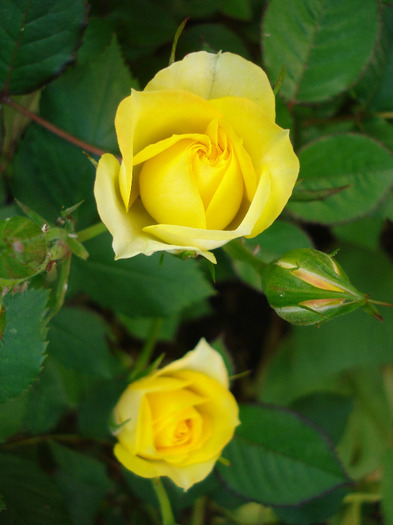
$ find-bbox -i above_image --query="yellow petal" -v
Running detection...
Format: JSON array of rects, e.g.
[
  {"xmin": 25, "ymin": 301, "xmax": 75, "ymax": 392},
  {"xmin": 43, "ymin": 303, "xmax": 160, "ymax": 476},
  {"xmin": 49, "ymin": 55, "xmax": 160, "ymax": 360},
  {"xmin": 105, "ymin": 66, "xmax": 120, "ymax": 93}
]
[
  {"xmin": 158, "ymin": 338, "xmax": 230, "ymax": 388},
  {"xmin": 139, "ymin": 139, "xmax": 207, "ymax": 228},
  {"xmin": 211, "ymin": 96, "xmax": 299, "ymax": 235},
  {"xmin": 145, "ymin": 51, "xmax": 275, "ymax": 120},
  {"xmin": 94, "ymin": 153, "xmax": 216, "ymax": 261},
  {"xmin": 114, "ymin": 442, "xmax": 218, "ymax": 490},
  {"xmin": 115, "ymin": 89, "xmax": 222, "ymax": 210}
]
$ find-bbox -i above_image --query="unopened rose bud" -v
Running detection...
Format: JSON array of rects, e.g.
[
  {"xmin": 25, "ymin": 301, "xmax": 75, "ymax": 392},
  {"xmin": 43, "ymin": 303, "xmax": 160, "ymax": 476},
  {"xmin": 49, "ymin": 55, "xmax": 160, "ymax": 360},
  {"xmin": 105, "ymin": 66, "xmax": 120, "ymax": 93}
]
[{"xmin": 261, "ymin": 248, "xmax": 368, "ymax": 326}]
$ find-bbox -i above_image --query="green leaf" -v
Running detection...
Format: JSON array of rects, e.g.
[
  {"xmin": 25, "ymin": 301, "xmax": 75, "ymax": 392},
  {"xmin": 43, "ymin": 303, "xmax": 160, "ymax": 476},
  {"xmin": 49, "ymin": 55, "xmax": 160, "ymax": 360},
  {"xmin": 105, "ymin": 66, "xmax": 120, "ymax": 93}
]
[
  {"xmin": 291, "ymin": 392, "xmax": 353, "ymax": 445},
  {"xmin": 287, "ymin": 134, "xmax": 393, "ymax": 224},
  {"xmin": 40, "ymin": 37, "xmax": 136, "ymax": 154},
  {"xmin": 0, "ymin": 216, "xmax": 48, "ymax": 280},
  {"xmin": 0, "ymin": 289, "xmax": 48, "ymax": 402},
  {"xmin": 0, "ymin": 0, "xmax": 86, "ymax": 95},
  {"xmin": 353, "ymin": 4, "xmax": 393, "ymax": 112},
  {"xmin": 217, "ymin": 404, "xmax": 349, "ymax": 506},
  {"xmin": 23, "ymin": 357, "xmax": 68, "ymax": 434},
  {"xmin": 48, "ymin": 307, "xmax": 115, "ymax": 377},
  {"xmin": 51, "ymin": 443, "xmax": 113, "ymax": 525},
  {"xmin": 273, "ymin": 485, "xmax": 349, "ymax": 525},
  {"xmin": 0, "ymin": 390, "xmax": 28, "ymax": 443},
  {"xmin": 262, "ymin": 0, "xmax": 379, "ymax": 103},
  {"xmin": 13, "ymin": 124, "xmax": 97, "ymax": 228},
  {"xmin": 178, "ymin": 23, "xmax": 249, "ymax": 58},
  {"xmin": 382, "ymin": 448, "xmax": 393, "ymax": 524},
  {"xmin": 0, "ymin": 452, "xmax": 73, "ymax": 525},
  {"xmin": 69, "ymin": 233, "xmax": 214, "ymax": 317}
]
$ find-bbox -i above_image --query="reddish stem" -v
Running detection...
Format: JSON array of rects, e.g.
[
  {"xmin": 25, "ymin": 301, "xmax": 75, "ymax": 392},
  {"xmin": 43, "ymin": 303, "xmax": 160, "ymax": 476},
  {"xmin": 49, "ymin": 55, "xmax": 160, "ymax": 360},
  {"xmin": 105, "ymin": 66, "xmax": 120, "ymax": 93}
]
[{"xmin": 4, "ymin": 97, "xmax": 107, "ymax": 158}]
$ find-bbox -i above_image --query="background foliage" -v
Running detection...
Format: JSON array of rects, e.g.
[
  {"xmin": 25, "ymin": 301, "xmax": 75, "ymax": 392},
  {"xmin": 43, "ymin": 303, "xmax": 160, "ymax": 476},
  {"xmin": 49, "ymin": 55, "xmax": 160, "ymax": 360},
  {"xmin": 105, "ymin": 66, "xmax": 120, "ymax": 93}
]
[{"xmin": 1, "ymin": 0, "xmax": 393, "ymax": 524}]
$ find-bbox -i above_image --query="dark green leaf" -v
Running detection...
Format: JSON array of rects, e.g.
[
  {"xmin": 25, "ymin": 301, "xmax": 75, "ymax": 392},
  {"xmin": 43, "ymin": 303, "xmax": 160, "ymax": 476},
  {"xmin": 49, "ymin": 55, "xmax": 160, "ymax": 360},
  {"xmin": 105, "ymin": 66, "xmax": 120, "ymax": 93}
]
[
  {"xmin": 273, "ymin": 485, "xmax": 349, "ymax": 525},
  {"xmin": 69, "ymin": 233, "xmax": 214, "ymax": 317},
  {"xmin": 48, "ymin": 307, "xmax": 115, "ymax": 377},
  {"xmin": 0, "ymin": 289, "xmax": 48, "ymax": 402},
  {"xmin": 51, "ymin": 443, "xmax": 113, "ymax": 525},
  {"xmin": 291, "ymin": 392, "xmax": 353, "ymax": 445},
  {"xmin": 178, "ymin": 23, "xmax": 249, "ymax": 58},
  {"xmin": 287, "ymin": 134, "xmax": 393, "ymax": 224},
  {"xmin": 0, "ymin": 390, "xmax": 28, "ymax": 442},
  {"xmin": 262, "ymin": 0, "xmax": 379, "ymax": 103},
  {"xmin": 382, "ymin": 448, "xmax": 393, "ymax": 524},
  {"xmin": 354, "ymin": 4, "xmax": 393, "ymax": 112},
  {"xmin": 0, "ymin": 452, "xmax": 72, "ymax": 525},
  {"xmin": 218, "ymin": 404, "xmax": 349, "ymax": 506},
  {"xmin": 0, "ymin": 0, "xmax": 86, "ymax": 95},
  {"xmin": 23, "ymin": 357, "xmax": 68, "ymax": 434},
  {"xmin": 40, "ymin": 37, "xmax": 135, "ymax": 153},
  {"xmin": 13, "ymin": 124, "xmax": 97, "ymax": 228},
  {"xmin": 0, "ymin": 216, "xmax": 48, "ymax": 280}
]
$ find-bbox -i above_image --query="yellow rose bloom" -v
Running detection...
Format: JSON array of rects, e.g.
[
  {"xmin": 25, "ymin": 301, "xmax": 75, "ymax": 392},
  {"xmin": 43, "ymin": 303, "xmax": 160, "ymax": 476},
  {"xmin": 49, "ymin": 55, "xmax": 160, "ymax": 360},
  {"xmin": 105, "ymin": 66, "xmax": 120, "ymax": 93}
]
[
  {"xmin": 112, "ymin": 339, "xmax": 239, "ymax": 490},
  {"xmin": 94, "ymin": 51, "xmax": 299, "ymax": 263}
]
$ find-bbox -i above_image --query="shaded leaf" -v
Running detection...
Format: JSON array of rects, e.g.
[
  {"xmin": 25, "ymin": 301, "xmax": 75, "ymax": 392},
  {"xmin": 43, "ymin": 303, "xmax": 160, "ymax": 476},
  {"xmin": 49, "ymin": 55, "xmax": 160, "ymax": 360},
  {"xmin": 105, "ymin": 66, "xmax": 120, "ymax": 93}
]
[
  {"xmin": 69, "ymin": 233, "xmax": 214, "ymax": 318},
  {"xmin": 0, "ymin": 289, "xmax": 48, "ymax": 402},
  {"xmin": 218, "ymin": 404, "xmax": 349, "ymax": 506},
  {"xmin": 0, "ymin": 452, "xmax": 72, "ymax": 525},
  {"xmin": 0, "ymin": 0, "xmax": 86, "ymax": 95}
]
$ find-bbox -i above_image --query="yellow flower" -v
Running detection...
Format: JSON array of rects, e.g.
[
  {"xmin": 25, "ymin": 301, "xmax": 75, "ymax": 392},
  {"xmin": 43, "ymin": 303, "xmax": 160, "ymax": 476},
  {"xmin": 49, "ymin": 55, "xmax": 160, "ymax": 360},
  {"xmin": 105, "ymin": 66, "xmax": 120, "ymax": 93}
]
[
  {"xmin": 112, "ymin": 339, "xmax": 239, "ymax": 490},
  {"xmin": 94, "ymin": 51, "xmax": 299, "ymax": 263}
]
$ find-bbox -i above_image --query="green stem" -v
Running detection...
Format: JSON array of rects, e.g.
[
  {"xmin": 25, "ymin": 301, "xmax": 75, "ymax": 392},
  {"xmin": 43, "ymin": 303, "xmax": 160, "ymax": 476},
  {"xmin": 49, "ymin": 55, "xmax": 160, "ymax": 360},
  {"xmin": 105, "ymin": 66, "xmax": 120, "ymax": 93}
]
[
  {"xmin": 152, "ymin": 478, "xmax": 177, "ymax": 525},
  {"xmin": 132, "ymin": 318, "xmax": 163, "ymax": 377},
  {"xmin": 76, "ymin": 222, "xmax": 107, "ymax": 243},
  {"xmin": 222, "ymin": 239, "xmax": 266, "ymax": 274},
  {"xmin": 343, "ymin": 492, "xmax": 381, "ymax": 504}
]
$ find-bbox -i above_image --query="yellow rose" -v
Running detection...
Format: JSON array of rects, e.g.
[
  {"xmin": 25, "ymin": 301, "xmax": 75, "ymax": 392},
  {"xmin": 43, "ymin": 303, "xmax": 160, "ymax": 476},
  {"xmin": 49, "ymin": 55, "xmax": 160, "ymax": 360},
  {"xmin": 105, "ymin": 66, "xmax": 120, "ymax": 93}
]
[
  {"xmin": 112, "ymin": 339, "xmax": 239, "ymax": 490},
  {"xmin": 94, "ymin": 51, "xmax": 299, "ymax": 263}
]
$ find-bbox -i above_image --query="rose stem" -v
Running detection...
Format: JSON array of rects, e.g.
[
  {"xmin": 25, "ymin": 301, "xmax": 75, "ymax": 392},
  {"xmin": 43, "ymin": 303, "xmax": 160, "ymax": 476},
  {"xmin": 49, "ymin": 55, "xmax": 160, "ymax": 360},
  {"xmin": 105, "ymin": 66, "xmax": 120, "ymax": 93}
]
[
  {"xmin": 152, "ymin": 478, "xmax": 177, "ymax": 525},
  {"xmin": 76, "ymin": 222, "xmax": 107, "ymax": 243},
  {"xmin": 4, "ymin": 97, "xmax": 108, "ymax": 158},
  {"xmin": 222, "ymin": 239, "xmax": 266, "ymax": 274},
  {"xmin": 132, "ymin": 318, "xmax": 164, "ymax": 377}
]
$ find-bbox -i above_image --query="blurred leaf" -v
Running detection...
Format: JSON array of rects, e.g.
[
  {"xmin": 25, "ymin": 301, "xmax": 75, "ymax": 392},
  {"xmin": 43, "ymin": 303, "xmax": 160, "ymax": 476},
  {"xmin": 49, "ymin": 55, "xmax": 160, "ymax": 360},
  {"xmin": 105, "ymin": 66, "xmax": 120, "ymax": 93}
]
[
  {"xmin": 0, "ymin": 0, "xmax": 86, "ymax": 95},
  {"xmin": 119, "ymin": 313, "xmax": 179, "ymax": 342},
  {"xmin": 0, "ymin": 390, "xmax": 28, "ymax": 442},
  {"xmin": 221, "ymin": 0, "xmax": 252, "ymax": 20},
  {"xmin": 382, "ymin": 448, "xmax": 393, "ymax": 524},
  {"xmin": 51, "ymin": 443, "xmax": 113, "ymax": 525},
  {"xmin": 262, "ymin": 0, "xmax": 379, "ymax": 103},
  {"xmin": 273, "ymin": 485, "xmax": 349, "ymax": 525},
  {"xmin": 0, "ymin": 452, "xmax": 72, "ymax": 525},
  {"xmin": 23, "ymin": 357, "xmax": 68, "ymax": 434},
  {"xmin": 76, "ymin": 17, "xmax": 115, "ymax": 68},
  {"xmin": 69, "ymin": 233, "xmax": 214, "ymax": 318},
  {"xmin": 40, "ymin": 37, "xmax": 135, "ymax": 154},
  {"xmin": 0, "ymin": 289, "xmax": 48, "ymax": 402},
  {"xmin": 13, "ymin": 124, "xmax": 97, "ymax": 228},
  {"xmin": 333, "ymin": 216, "xmax": 385, "ymax": 251},
  {"xmin": 353, "ymin": 3, "xmax": 393, "ymax": 112},
  {"xmin": 338, "ymin": 368, "xmax": 392, "ymax": 479},
  {"xmin": 78, "ymin": 378, "xmax": 127, "ymax": 439},
  {"xmin": 48, "ymin": 307, "xmax": 115, "ymax": 377},
  {"xmin": 291, "ymin": 392, "xmax": 353, "ymax": 445},
  {"xmin": 287, "ymin": 134, "xmax": 393, "ymax": 224},
  {"xmin": 217, "ymin": 404, "xmax": 349, "ymax": 506},
  {"xmin": 0, "ymin": 216, "xmax": 48, "ymax": 281},
  {"xmin": 178, "ymin": 23, "xmax": 249, "ymax": 57}
]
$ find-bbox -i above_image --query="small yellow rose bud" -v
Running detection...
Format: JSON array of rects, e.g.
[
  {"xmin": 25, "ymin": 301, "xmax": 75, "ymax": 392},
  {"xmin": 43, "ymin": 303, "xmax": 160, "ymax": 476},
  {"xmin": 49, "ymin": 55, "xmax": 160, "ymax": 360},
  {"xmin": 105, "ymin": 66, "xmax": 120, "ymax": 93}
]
[{"xmin": 112, "ymin": 339, "xmax": 239, "ymax": 490}]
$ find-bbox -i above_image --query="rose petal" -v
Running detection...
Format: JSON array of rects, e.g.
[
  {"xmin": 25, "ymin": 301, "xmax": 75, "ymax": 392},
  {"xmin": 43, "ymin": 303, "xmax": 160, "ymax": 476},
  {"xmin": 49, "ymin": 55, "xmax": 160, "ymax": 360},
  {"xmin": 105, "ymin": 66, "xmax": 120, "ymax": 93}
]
[
  {"xmin": 94, "ymin": 153, "xmax": 217, "ymax": 262},
  {"xmin": 145, "ymin": 51, "xmax": 275, "ymax": 120}
]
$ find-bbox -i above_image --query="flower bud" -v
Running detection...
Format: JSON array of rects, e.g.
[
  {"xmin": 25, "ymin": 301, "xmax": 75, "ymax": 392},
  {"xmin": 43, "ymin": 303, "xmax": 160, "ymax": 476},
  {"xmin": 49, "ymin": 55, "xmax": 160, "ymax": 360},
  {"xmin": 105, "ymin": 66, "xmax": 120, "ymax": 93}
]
[{"xmin": 261, "ymin": 248, "xmax": 368, "ymax": 326}]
